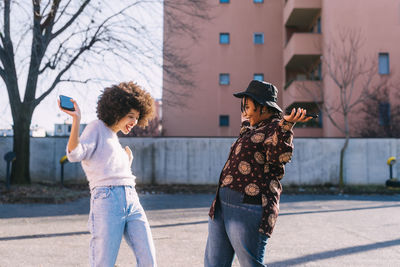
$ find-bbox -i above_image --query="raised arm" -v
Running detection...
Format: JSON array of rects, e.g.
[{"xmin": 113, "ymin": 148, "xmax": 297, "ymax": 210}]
[{"xmin": 57, "ymin": 98, "xmax": 81, "ymax": 152}]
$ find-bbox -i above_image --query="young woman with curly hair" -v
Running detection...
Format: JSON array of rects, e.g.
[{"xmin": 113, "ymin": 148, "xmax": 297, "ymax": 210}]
[{"xmin": 59, "ymin": 82, "xmax": 157, "ymax": 267}]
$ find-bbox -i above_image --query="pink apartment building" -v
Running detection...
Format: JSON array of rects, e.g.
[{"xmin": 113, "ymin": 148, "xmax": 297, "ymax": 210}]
[{"xmin": 162, "ymin": 0, "xmax": 400, "ymax": 137}]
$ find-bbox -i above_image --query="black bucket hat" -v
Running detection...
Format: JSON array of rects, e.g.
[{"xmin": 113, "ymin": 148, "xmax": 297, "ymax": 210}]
[{"xmin": 233, "ymin": 80, "xmax": 283, "ymax": 113}]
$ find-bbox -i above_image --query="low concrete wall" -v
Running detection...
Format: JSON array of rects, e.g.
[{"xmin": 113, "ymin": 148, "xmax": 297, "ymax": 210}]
[{"xmin": 0, "ymin": 137, "xmax": 398, "ymax": 185}]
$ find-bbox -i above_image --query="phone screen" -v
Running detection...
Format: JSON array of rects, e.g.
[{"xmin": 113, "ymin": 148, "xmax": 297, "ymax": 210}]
[{"xmin": 59, "ymin": 95, "xmax": 75, "ymax": 111}]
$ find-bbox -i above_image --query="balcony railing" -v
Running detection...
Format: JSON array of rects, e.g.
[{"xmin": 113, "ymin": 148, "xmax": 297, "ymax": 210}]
[
  {"xmin": 282, "ymin": 80, "xmax": 322, "ymax": 108},
  {"xmin": 284, "ymin": 33, "xmax": 322, "ymax": 69},
  {"xmin": 284, "ymin": 0, "xmax": 321, "ymax": 29}
]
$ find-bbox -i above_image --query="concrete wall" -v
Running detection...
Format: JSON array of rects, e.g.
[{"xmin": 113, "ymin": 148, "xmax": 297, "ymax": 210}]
[{"xmin": 0, "ymin": 137, "xmax": 397, "ymax": 185}]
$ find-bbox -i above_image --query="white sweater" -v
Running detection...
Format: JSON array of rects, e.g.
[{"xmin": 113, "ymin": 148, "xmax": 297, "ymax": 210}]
[{"xmin": 66, "ymin": 120, "xmax": 136, "ymax": 190}]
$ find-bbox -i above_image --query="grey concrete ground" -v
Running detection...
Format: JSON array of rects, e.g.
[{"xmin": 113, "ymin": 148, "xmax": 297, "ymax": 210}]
[{"xmin": 1, "ymin": 193, "xmax": 400, "ymax": 267}]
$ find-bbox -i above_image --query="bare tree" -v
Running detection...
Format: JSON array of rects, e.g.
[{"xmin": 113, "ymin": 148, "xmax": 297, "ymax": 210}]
[
  {"xmin": 356, "ymin": 77, "xmax": 400, "ymax": 137},
  {"xmin": 296, "ymin": 29, "xmax": 390, "ymax": 187},
  {"xmin": 0, "ymin": 0, "xmax": 209, "ymax": 184},
  {"xmin": 162, "ymin": 0, "xmax": 212, "ymax": 107}
]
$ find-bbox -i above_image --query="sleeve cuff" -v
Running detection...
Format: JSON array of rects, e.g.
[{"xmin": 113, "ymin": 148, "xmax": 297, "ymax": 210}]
[
  {"xmin": 279, "ymin": 119, "xmax": 295, "ymax": 132},
  {"xmin": 66, "ymin": 144, "xmax": 84, "ymax": 162}
]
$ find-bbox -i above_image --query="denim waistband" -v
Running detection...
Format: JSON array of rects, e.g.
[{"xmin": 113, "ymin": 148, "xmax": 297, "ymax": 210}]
[
  {"xmin": 219, "ymin": 187, "xmax": 243, "ymax": 205},
  {"xmin": 91, "ymin": 185, "xmax": 134, "ymax": 192},
  {"xmin": 219, "ymin": 187, "xmax": 262, "ymax": 205}
]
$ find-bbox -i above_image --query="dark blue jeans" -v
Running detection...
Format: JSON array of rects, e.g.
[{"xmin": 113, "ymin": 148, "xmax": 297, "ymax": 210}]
[{"xmin": 205, "ymin": 187, "xmax": 268, "ymax": 267}]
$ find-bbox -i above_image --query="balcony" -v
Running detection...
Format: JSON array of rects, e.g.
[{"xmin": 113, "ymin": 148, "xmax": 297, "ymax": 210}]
[
  {"xmin": 283, "ymin": 80, "xmax": 322, "ymax": 108},
  {"xmin": 284, "ymin": 33, "xmax": 322, "ymax": 70},
  {"xmin": 284, "ymin": 0, "xmax": 321, "ymax": 30}
]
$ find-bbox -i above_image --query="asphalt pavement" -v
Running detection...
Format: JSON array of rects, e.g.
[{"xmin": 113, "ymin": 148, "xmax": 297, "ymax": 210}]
[{"xmin": 1, "ymin": 193, "xmax": 400, "ymax": 266}]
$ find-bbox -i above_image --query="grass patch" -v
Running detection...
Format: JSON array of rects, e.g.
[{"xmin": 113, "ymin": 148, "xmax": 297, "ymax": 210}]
[
  {"xmin": 0, "ymin": 182, "xmax": 90, "ymax": 204},
  {"xmin": 1, "ymin": 182, "xmax": 399, "ymax": 204},
  {"xmin": 283, "ymin": 184, "xmax": 400, "ymax": 195}
]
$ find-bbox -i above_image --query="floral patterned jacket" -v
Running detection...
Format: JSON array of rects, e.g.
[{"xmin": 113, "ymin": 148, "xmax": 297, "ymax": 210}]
[{"xmin": 208, "ymin": 116, "xmax": 295, "ymax": 236}]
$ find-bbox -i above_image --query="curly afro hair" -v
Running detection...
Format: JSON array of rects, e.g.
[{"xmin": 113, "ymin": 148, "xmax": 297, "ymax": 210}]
[{"xmin": 97, "ymin": 82, "xmax": 155, "ymax": 128}]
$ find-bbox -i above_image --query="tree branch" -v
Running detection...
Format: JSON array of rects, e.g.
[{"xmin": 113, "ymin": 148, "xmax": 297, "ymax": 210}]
[
  {"xmin": 59, "ymin": 78, "xmax": 91, "ymax": 84},
  {"xmin": 0, "ymin": 65, "xmax": 5, "ymax": 79},
  {"xmin": 34, "ymin": 28, "xmax": 101, "ymax": 106},
  {"xmin": 50, "ymin": 0, "xmax": 91, "ymax": 40},
  {"xmin": 3, "ymin": 0, "xmax": 11, "ymax": 45},
  {"xmin": 41, "ymin": 0, "xmax": 60, "ymax": 30},
  {"xmin": 0, "ymin": 0, "xmax": 21, "ymax": 105},
  {"xmin": 41, "ymin": 0, "xmax": 61, "ymax": 43},
  {"xmin": 52, "ymin": 0, "xmax": 72, "ymax": 25}
]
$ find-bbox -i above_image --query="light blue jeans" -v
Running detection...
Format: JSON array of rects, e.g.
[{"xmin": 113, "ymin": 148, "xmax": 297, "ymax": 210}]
[
  {"xmin": 205, "ymin": 187, "xmax": 269, "ymax": 267},
  {"xmin": 88, "ymin": 186, "xmax": 156, "ymax": 267}
]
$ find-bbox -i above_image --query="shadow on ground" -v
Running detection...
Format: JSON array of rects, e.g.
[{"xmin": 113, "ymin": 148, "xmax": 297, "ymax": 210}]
[{"xmin": 268, "ymin": 238, "xmax": 400, "ymax": 266}]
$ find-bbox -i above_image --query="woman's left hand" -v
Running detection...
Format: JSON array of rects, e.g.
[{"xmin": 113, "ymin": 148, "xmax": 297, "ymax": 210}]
[
  {"xmin": 283, "ymin": 108, "xmax": 313, "ymax": 123},
  {"xmin": 125, "ymin": 146, "xmax": 133, "ymax": 165}
]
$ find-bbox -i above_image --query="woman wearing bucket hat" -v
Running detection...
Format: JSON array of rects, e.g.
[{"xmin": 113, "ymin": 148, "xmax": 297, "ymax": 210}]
[{"xmin": 204, "ymin": 80, "xmax": 312, "ymax": 267}]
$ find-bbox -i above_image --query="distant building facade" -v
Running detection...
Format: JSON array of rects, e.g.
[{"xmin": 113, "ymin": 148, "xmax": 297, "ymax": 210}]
[
  {"xmin": 1, "ymin": 127, "xmax": 47, "ymax": 137},
  {"xmin": 163, "ymin": 0, "xmax": 400, "ymax": 137},
  {"xmin": 0, "ymin": 129, "xmax": 13, "ymax": 137},
  {"xmin": 54, "ymin": 123, "xmax": 87, "ymax": 136}
]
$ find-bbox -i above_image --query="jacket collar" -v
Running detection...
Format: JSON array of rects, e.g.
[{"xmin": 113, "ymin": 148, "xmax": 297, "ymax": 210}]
[{"xmin": 239, "ymin": 115, "xmax": 280, "ymax": 136}]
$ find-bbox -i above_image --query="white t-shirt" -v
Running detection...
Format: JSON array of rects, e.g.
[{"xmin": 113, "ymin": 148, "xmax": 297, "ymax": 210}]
[{"xmin": 66, "ymin": 119, "xmax": 136, "ymax": 190}]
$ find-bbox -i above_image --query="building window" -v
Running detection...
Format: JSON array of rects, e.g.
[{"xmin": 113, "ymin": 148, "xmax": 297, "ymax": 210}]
[
  {"xmin": 317, "ymin": 63, "xmax": 322, "ymax": 80},
  {"xmin": 219, "ymin": 33, "xmax": 230, "ymax": 44},
  {"xmin": 379, "ymin": 102, "xmax": 390, "ymax": 126},
  {"xmin": 379, "ymin": 53, "xmax": 390, "ymax": 75},
  {"xmin": 219, "ymin": 73, "xmax": 230, "ymax": 85},
  {"xmin": 254, "ymin": 73, "xmax": 264, "ymax": 81},
  {"xmin": 219, "ymin": 115, "xmax": 229, "ymax": 126},
  {"xmin": 317, "ymin": 17, "xmax": 321, "ymax": 33},
  {"xmin": 254, "ymin": 33, "xmax": 264, "ymax": 44},
  {"xmin": 311, "ymin": 63, "xmax": 322, "ymax": 80},
  {"xmin": 253, "ymin": 0, "xmax": 264, "ymax": 3},
  {"xmin": 220, "ymin": 0, "xmax": 230, "ymax": 3}
]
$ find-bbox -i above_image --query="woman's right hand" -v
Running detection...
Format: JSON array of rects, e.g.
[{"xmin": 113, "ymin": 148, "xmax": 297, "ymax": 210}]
[
  {"xmin": 59, "ymin": 98, "xmax": 82, "ymax": 153},
  {"xmin": 58, "ymin": 98, "xmax": 81, "ymax": 120}
]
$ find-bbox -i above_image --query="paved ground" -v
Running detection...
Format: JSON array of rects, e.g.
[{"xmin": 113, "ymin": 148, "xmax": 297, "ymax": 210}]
[{"xmin": 1, "ymin": 193, "xmax": 400, "ymax": 267}]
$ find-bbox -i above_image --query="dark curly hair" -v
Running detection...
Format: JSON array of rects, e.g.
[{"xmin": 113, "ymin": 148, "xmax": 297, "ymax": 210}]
[{"xmin": 97, "ymin": 82, "xmax": 155, "ymax": 128}]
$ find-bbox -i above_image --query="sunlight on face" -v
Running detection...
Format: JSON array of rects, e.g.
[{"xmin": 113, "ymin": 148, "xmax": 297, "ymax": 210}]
[
  {"xmin": 112, "ymin": 109, "xmax": 140, "ymax": 134},
  {"xmin": 242, "ymin": 97, "xmax": 260, "ymax": 125},
  {"xmin": 241, "ymin": 97, "xmax": 270, "ymax": 126}
]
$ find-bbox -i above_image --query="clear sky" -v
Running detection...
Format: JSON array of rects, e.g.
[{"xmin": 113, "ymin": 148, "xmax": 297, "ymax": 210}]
[{"xmin": 0, "ymin": 1, "xmax": 162, "ymax": 133}]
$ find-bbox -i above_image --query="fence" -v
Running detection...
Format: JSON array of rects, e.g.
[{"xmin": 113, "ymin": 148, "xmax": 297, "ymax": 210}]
[{"xmin": 0, "ymin": 137, "xmax": 397, "ymax": 185}]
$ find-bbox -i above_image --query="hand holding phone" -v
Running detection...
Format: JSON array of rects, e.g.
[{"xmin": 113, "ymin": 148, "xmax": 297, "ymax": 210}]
[
  {"xmin": 302, "ymin": 113, "xmax": 318, "ymax": 119},
  {"xmin": 59, "ymin": 95, "xmax": 75, "ymax": 111},
  {"xmin": 284, "ymin": 108, "xmax": 316, "ymax": 123},
  {"xmin": 59, "ymin": 95, "xmax": 81, "ymax": 153},
  {"xmin": 285, "ymin": 108, "xmax": 318, "ymax": 119}
]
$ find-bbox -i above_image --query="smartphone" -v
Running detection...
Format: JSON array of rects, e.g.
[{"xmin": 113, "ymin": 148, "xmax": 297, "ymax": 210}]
[
  {"xmin": 59, "ymin": 95, "xmax": 75, "ymax": 111},
  {"xmin": 285, "ymin": 109, "xmax": 318, "ymax": 119},
  {"xmin": 304, "ymin": 114, "xmax": 319, "ymax": 119}
]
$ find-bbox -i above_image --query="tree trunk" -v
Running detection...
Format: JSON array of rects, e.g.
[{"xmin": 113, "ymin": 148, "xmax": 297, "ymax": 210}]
[
  {"xmin": 11, "ymin": 111, "xmax": 33, "ymax": 184},
  {"xmin": 339, "ymin": 114, "xmax": 350, "ymax": 189},
  {"xmin": 339, "ymin": 137, "xmax": 349, "ymax": 189}
]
